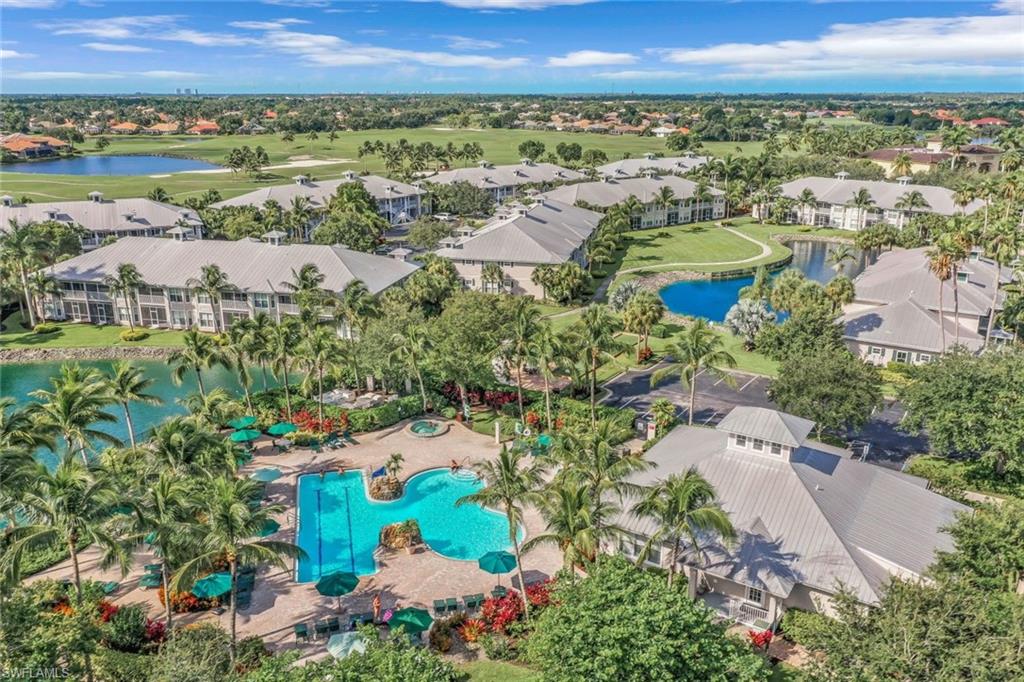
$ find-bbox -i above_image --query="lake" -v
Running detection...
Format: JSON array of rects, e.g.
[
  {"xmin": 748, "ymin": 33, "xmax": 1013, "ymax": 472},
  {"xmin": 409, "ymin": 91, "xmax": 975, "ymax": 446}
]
[
  {"xmin": 2, "ymin": 359, "xmax": 274, "ymax": 466},
  {"xmin": 659, "ymin": 239, "xmax": 873, "ymax": 322},
  {"xmin": 4, "ymin": 155, "xmax": 222, "ymax": 176}
]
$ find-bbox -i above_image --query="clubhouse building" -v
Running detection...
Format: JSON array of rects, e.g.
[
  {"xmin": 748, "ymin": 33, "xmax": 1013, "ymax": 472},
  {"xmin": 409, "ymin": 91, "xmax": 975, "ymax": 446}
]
[
  {"xmin": 424, "ymin": 159, "xmax": 584, "ymax": 203},
  {"xmin": 212, "ymin": 172, "xmax": 426, "ymax": 229},
  {"xmin": 615, "ymin": 406, "xmax": 966, "ymax": 629},
  {"xmin": 542, "ymin": 173, "xmax": 725, "ymax": 228},
  {"xmin": 756, "ymin": 174, "xmax": 984, "ymax": 230},
  {"xmin": 0, "ymin": 193, "xmax": 203, "ymax": 250},
  {"xmin": 433, "ymin": 199, "xmax": 601, "ymax": 297},
  {"xmin": 39, "ymin": 232, "xmax": 418, "ymax": 333}
]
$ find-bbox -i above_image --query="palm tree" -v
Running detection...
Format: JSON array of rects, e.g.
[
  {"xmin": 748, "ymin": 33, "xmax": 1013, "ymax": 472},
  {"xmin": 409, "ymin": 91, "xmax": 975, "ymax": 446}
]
[
  {"xmin": 894, "ymin": 190, "xmax": 931, "ymax": 230},
  {"xmin": 178, "ymin": 387, "xmax": 242, "ymax": 429},
  {"xmin": 27, "ymin": 271, "xmax": 60, "ymax": 323},
  {"xmin": 267, "ymin": 318, "xmax": 300, "ymax": 418},
  {"xmin": 103, "ymin": 262, "xmax": 144, "ymax": 331},
  {"xmin": 631, "ymin": 469, "xmax": 735, "ymax": 587},
  {"xmin": 456, "ymin": 447, "xmax": 546, "ymax": 620},
  {"xmin": 927, "ymin": 237, "xmax": 957, "ymax": 353},
  {"xmin": 0, "ymin": 219, "xmax": 43, "ymax": 327},
  {"xmin": 622, "ymin": 290, "xmax": 665, "ymax": 362},
  {"xmin": 244, "ymin": 312, "xmax": 274, "ymax": 390},
  {"xmin": 795, "ymin": 188, "xmax": 817, "ymax": 224},
  {"xmin": 171, "ymin": 475, "xmax": 304, "ymax": 661},
  {"xmin": 31, "ymin": 364, "xmax": 121, "ymax": 463},
  {"xmin": 523, "ymin": 480, "xmax": 624, "ymax": 574},
  {"xmin": 982, "ymin": 220, "xmax": 1023, "ymax": 345},
  {"xmin": 654, "ymin": 186, "xmax": 677, "ymax": 225},
  {"xmin": 826, "ymin": 244, "xmax": 856, "ymax": 272},
  {"xmin": 106, "ymin": 361, "xmax": 161, "ymax": 449},
  {"xmin": 952, "ymin": 183, "xmax": 977, "ymax": 216},
  {"xmin": 0, "ymin": 396, "xmax": 53, "ymax": 451},
  {"xmin": 390, "ymin": 325, "xmax": 431, "ymax": 412},
  {"xmin": 891, "ymin": 152, "xmax": 913, "ymax": 177},
  {"xmin": 225, "ymin": 321, "xmax": 255, "ymax": 415},
  {"xmin": 941, "ymin": 125, "xmax": 972, "ymax": 170},
  {"xmin": 572, "ymin": 305, "xmax": 621, "ymax": 425},
  {"xmin": 149, "ymin": 416, "xmax": 235, "ymax": 473},
  {"xmin": 525, "ymin": 322, "xmax": 561, "ymax": 431},
  {"xmin": 845, "ymin": 188, "xmax": 876, "ymax": 230},
  {"xmin": 651, "ymin": 319, "xmax": 736, "ymax": 425},
  {"xmin": 690, "ymin": 179, "xmax": 713, "ymax": 223},
  {"xmin": 148, "ymin": 186, "xmax": 170, "ymax": 203},
  {"xmin": 168, "ymin": 328, "xmax": 232, "ymax": 398},
  {"xmin": 186, "ymin": 264, "xmax": 231, "ymax": 334},
  {"xmin": 552, "ymin": 418, "xmax": 649, "ymax": 508},
  {"xmin": 506, "ymin": 299, "xmax": 540, "ymax": 417},
  {"xmin": 481, "ymin": 262, "xmax": 506, "ymax": 293},
  {"xmin": 284, "ymin": 263, "xmax": 330, "ymax": 325},
  {"xmin": 298, "ymin": 324, "xmax": 338, "ymax": 424},
  {"xmin": 336, "ymin": 279, "xmax": 379, "ymax": 339}
]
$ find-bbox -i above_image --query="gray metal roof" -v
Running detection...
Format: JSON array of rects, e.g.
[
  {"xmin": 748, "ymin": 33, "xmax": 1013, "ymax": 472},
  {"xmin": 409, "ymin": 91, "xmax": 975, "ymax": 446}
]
[
  {"xmin": 212, "ymin": 173, "xmax": 423, "ymax": 211},
  {"xmin": 433, "ymin": 199, "xmax": 600, "ymax": 265},
  {"xmin": 617, "ymin": 408, "xmax": 967, "ymax": 602},
  {"xmin": 0, "ymin": 197, "xmax": 201, "ymax": 234},
  {"xmin": 843, "ymin": 299, "xmax": 985, "ymax": 353},
  {"xmin": 43, "ymin": 236, "xmax": 419, "ymax": 295},
  {"xmin": 595, "ymin": 154, "xmax": 710, "ymax": 178},
  {"xmin": 424, "ymin": 160, "xmax": 583, "ymax": 190},
  {"xmin": 540, "ymin": 174, "xmax": 723, "ymax": 208},
  {"xmin": 777, "ymin": 177, "xmax": 985, "ymax": 216},
  {"xmin": 716, "ymin": 406, "xmax": 814, "ymax": 447},
  {"xmin": 852, "ymin": 247, "xmax": 1006, "ymax": 317}
]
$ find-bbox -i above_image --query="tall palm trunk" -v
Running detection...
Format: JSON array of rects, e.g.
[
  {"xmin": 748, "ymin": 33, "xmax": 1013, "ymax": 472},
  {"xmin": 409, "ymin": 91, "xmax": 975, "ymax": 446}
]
[
  {"xmin": 195, "ymin": 367, "xmax": 206, "ymax": 398},
  {"xmin": 510, "ymin": 525, "xmax": 531, "ymax": 622},
  {"xmin": 161, "ymin": 561, "xmax": 174, "ymax": 633},
  {"xmin": 952, "ymin": 272, "xmax": 961, "ymax": 347},
  {"xmin": 122, "ymin": 402, "xmax": 137, "ymax": 449},
  {"xmin": 122, "ymin": 292, "xmax": 135, "ymax": 331},
  {"xmin": 688, "ymin": 376, "xmax": 697, "ymax": 426},
  {"xmin": 260, "ymin": 361, "xmax": 269, "ymax": 390},
  {"xmin": 316, "ymin": 365, "xmax": 324, "ymax": 424},
  {"xmin": 69, "ymin": 534, "xmax": 95, "ymax": 682},
  {"xmin": 19, "ymin": 267, "xmax": 37, "ymax": 327},
  {"xmin": 414, "ymin": 365, "xmax": 428, "ymax": 412},
  {"xmin": 589, "ymin": 353, "xmax": 598, "ymax": 427},
  {"xmin": 228, "ymin": 559, "xmax": 238, "ymax": 662},
  {"xmin": 985, "ymin": 264, "xmax": 1001, "ymax": 345},
  {"xmin": 282, "ymin": 358, "xmax": 293, "ymax": 419},
  {"xmin": 515, "ymin": 362, "xmax": 525, "ymax": 418},
  {"xmin": 542, "ymin": 374, "xmax": 552, "ymax": 431},
  {"xmin": 668, "ymin": 537, "xmax": 681, "ymax": 588},
  {"xmin": 938, "ymin": 282, "xmax": 947, "ymax": 353}
]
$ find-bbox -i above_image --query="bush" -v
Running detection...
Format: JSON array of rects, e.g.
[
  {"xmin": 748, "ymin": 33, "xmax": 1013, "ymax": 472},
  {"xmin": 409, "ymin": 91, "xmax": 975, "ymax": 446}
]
[
  {"xmin": 119, "ymin": 329, "xmax": 150, "ymax": 342},
  {"xmin": 94, "ymin": 649, "xmax": 152, "ymax": 682},
  {"xmin": 440, "ymin": 406, "xmax": 458, "ymax": 419},
  {"xmin": 104, "ymin": 604, "xmax": 148, "ymax": 653},
  {"xmin": 779, "ymin": 608, "xmax": 830, "ymax": 645},
  {"xmin": 150, "ymin": 624, "xmax": 232, "ymax": 682},
  {"xmin": 33, "ymin": 322, "xmax": 59, "ymax": 334},
  {"xmin": 480, "ymin": 633, "xmax": 518, "ymax": 661},
  {"xmin": 649, "ymin": 324, "xmax": 668, "ymax": 339},
  {"xmin": 235, "ymin": 636, "xmax": 270, "ymax": 674}
]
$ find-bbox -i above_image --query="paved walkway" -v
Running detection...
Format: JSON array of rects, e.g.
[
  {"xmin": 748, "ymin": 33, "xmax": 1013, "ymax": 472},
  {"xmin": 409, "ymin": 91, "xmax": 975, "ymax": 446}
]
[{"xmin": 27, "ymin": 417, "xmax": 563, "ymax": 655}]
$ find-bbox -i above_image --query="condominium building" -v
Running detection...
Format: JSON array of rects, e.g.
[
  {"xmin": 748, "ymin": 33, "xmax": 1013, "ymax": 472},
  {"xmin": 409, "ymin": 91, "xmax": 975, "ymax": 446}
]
[
  {"xmin": 0, "ymin": 192, "xmax": 203, "ymax": 250},
  {"xmin": 38, "ymin": 232, "xmax": 418, "ymax": 333},
  {"xmin": 212, "ymin": 172, "xmax": 426, "ymax": 230},
  {"xmin": 424, "ymin": 159, "xmax": 584, "ymax": 203},
  {"xmin": 595, "ymin": 152, "xmax": 710, "ymax": 178},
  {"xmin": 542, "ymin": 173, "xmax": 725, "ymax": 228},
  {"xmin": 433, "ymin": 199, "xmax": 601, "ymax": 297},
  {"xmin": 756, "ymin": 174, "xmax": 984, "ymax": 230}
]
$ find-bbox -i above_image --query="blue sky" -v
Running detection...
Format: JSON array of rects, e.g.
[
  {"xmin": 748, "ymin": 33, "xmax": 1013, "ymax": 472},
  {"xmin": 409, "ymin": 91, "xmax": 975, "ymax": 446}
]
[{"xmin": 2, "ymin": 0, "xmax": 1022, "ymax": 94}]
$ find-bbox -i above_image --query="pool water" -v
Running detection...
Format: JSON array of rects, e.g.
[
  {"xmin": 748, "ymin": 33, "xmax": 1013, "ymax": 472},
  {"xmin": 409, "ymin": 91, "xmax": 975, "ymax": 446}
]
[
  {"xmin": 6, "ymin": 155, "xmax": 222, "ymax": 176},
  {"xmin": 659, "ymin": 239, "xmax": 873, "ymax": 322},
  {"xmin": 295, "ymin": 469, "xmax": 521, "ymax": 581},
  {"xmin": 410, "ymin": 420, "xmax": 440, "ymax": 434}
]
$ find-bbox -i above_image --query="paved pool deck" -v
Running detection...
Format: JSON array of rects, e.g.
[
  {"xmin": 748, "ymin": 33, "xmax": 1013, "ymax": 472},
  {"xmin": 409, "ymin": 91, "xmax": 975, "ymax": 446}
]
[{"xmin": 27, "ymin": 417, "xmax": 563, "ymax": 655}]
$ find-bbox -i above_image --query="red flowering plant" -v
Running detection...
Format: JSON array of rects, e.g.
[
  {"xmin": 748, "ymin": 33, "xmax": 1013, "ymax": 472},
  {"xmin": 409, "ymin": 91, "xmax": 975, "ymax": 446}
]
[
  {"xmin": 290, "ymin": 409, "xmax": 336, "ymax": 435},
  {"xmin": 747, "ymin": 629, "xmax": 773, "ymax": 650},
  {"xmin": 157, "ymin": 586, "xmax": 220, "ymax": 614},
  {"xmin": 97, "ymin": 600, "xmax": 120, "ymax": 623},
  {"xmin": 457, "ymin": 618, "xmax": 486, "ymax": 643},
  {"xmin": 481, "ymin": 590, "xmax": 524, "ymax": 634},
  {"xmin": 525, "ymin": 579, "xmax": 555, "ymax": 609},
  {"xmin": 145, "ymin": 618, "xmax": 167, "ymax": 644},
  {"xmin": 524, "ymin": 411, "xmax": 541, "ymax": 429}
]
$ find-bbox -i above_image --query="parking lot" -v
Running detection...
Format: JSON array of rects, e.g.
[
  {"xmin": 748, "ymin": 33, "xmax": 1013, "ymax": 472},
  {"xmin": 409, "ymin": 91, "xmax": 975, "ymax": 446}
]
[{"xmin": 601, "ymin": 363, "xmax": 928, "ymax": 470}]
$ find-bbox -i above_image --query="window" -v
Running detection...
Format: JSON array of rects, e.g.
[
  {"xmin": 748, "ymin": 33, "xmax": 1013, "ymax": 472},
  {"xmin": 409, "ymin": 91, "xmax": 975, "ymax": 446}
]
[
  {"xmin": 916, "ymin": 353, "xmax": 932, "ymax": 363},
  {"xmin": 278, "ymin": 294, "xmax": 293, "ymax": 306},
  {"xmin": 956, "ymin": 271, "xmax": 970, "ymax": 283},
  {"xmin": 869, "ymin": 346, "xmax": 885, "ymax": 358},
  {"xmin": 198, "ymin": 312, "xmax": 214, "ymax": 328},
  {"xmin": 894, "ymin": 350, "xmax": 910, "ymax": 364},
  {"xmin": 752, "ymin": 438, "xmax": 765, "ymax": 452},
  {"xmin": 253, "ymin": 293, "xmax": 272, "ymax": 309},
  {"xmin": 171, "ymin": 310, "xmax": 189, "ymax": 327},
  {"xmin": 770, "ymin": 442, "xmax": 782, "ymax": 456},
  {"xmin": 196, "ymin": 292, "xmax": 211, "ymax": 304},
  {"xmin": 168, "ymin": 288, "xmax": 186, "ymax": 303},
  {"xmin": 222, "ymin": 291, "xmax": 247, "ymax": 303},
  {"xmin": 746, "ymin": 586, "xmax": 763, "ymax": 605},
  {"xmin": 734, "ymin": 435, "xmax": 747, "ymax": 448}
]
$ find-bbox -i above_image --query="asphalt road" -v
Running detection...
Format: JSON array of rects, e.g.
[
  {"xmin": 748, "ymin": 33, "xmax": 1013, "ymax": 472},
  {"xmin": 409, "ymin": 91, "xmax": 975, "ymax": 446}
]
[{"xmin": 601, "ymin": 363, "xmax": 928, "ymax": 470}]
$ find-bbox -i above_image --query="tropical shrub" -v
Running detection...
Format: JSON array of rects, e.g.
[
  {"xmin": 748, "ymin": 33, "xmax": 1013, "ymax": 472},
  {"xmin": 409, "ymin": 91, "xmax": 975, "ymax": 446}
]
[
  {"xmin": 429, "ymin": 613, "xmax": 466, "ymax": 652},
  {"xmin": 235, "ymin": 636, "xmax": 271, "ymax": 674},
  {"xmin": 104, "ymin": 604, "xmax": 148, "ymax": 653},
  {"xmin": 156, "ymin": 586, "xmax": 220, "ymax": 614},
  {"xmin": 150, "ymin": 624, "xmax": 232, "ymax": 682},
  {"xmin": 94, "ymin": 649, "xmax": 152, "ymax": 682},
  {"xmin": 649, "ymin": 323, "xmax": 669, "ymax": 338},
  {"xmin": 480, "ymin": 633, "xmax": 518, "ymax": 661},
  {"xmin": 33, "ymin": 322, "xmax": 59, "ymax": 334},
  {"xmin": 119, "ymin": 329, "xmax": 150, "ymax": 342},
  {"xmin": 457, "ymin": 618, "xmax": 486, "ymax": 643},
  {"xmin": 608, "ymin": 279, "xmax": 643, "ymax": 311},
  {"xmin": 481, "ymin": 590, "xmax": 525, "ymax": 634}
]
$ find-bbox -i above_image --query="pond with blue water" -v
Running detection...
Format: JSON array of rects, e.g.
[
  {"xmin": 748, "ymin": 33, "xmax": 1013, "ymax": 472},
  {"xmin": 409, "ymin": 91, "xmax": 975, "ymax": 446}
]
[
  {"xmin": 659, "ymin": 239, "xmax": 873, "ymax": 322},
  {"xmin": 5, "ymin": 154, "xmax": 221, "ymax": 176}
]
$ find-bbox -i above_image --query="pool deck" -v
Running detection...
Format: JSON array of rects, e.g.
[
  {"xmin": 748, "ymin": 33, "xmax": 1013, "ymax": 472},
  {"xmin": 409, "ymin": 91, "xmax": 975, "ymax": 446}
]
[{"xmin": 26, "ymin": 417, "xmax": 563, "ymax": 655}]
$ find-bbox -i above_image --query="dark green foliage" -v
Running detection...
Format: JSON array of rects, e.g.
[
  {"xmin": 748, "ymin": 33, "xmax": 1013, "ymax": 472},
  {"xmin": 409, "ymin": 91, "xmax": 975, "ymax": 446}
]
[
  {"xmin": 94, "ymin": 649, "xmax": 152, "ymax": 682},
  {"xmin": 250, "ymin": 390, "xmax": 425, "ymax": 433},
  {"xmin": 150, "ymin": 624, "xmax": 232, "ymax": 682},
  {"xmin": 756, "ymin": 303, "xmax": 843, "ymax": 363},
  {"xmin": 426, "ymin": 180, "xmax": 495, "ymax": 216},
  {"xmin": 105, "ymin": 604, "xmax": 148, "ymax": 653},
  {"xmin": 934, "ymin": 500, "xmax": 1024, "ymax": 593},
  {"xmin": 525, "ymin": 555, "xmax": 769, "ymax": 682},
  {"xmin": 406, "ymin": 217, "xmax": 454, "ymax": 250}
]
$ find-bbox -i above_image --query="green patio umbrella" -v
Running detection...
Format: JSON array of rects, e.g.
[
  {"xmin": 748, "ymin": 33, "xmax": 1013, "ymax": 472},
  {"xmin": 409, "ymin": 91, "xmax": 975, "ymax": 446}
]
[
  {"xmin": 229, "ymin": 429, "xmax": 262, "ymax": 443},
  {"xmin": 258, "ymin": 519, "xmax": 280, "ymax": 537},
  {"xmin": 316, "ymin": 570, "xmax": 360, "ymax": 611},
  {"xmin": 228, "ymin": 416, "xmax": 257, "ymax": 430},
  {"xmin": 266, "ymin": 422, "xmax": 297, "ymax": 437},
  {"xmin": 249, "ymin": 467, "xmax": 282, "ymax": 483},
  {"xmin": 478, "ymin": 550, "xmax": 517, "ymax": 586},
  {"xmin": 387, "ymin": 607, "xmax": 433, "ymax": 635},
  {"xmin": 191, "ymin": 572, "xmax": 232, "ymax": 599},
  {"xmin": 327, "ymin": 631, "xmax": 367, "ymax": 659}
]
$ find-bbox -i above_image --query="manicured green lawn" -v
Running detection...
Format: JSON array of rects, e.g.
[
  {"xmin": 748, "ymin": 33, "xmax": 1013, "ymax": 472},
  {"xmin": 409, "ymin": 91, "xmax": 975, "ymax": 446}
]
[
  {"xmin": 617, "ymin": 223, "xmax": 765, "ymax": 272},
  {"xmin": 1, "ymin": 312, "xmax": 186, "ymax": 349},
  {"xmin": 0, "ymin": 130, "xmax": 780, "ymax": 203},
  {"xmin": 459, "ymin": 661, "xmax": 541, "ymax": 682}
]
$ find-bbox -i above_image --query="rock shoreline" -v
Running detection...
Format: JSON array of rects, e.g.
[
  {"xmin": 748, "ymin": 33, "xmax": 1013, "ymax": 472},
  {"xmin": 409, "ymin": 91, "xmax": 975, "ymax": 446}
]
[{"xmin": 0, "ymin": 346, "xmax": 177, "ymax": 364}]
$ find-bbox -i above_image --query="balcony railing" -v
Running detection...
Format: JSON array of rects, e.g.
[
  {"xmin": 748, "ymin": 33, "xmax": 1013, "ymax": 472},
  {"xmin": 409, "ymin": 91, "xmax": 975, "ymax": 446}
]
[{"xmin": 701, "ymin": 593, "xmax": 772, "ymax": 628}]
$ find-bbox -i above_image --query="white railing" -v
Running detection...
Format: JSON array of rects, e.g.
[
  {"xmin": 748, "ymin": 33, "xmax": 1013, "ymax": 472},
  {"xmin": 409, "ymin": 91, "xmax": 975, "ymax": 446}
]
[{"xmin": 729, "ymin": 600, "xmax": 770, "ymax": 626}]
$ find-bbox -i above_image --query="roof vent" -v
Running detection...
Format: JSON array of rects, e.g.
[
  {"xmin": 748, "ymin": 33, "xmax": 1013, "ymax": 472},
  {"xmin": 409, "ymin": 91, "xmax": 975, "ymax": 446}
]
[
  {"xmin": 642, "ymin": 152, "xmax": 656, "ymax": 159},
  {"xmin": 262, "ymin": 230, "xmax": 287, "ymax": 246},
  {"xmin": 476, "ymin": 159, "xmax": 491, "ymax": 168},
  {"xmin": 834, "ymin": 171, "xmax": 850, "ymax": 180},
  {"xmin": 122, "ymin": 210, "xmax": 136, "ymax": 221},
  {"xmin": 0, "ymin": 195, "xmax": 13, "ymax": 207},
  {"xmin": 45, "ymin": 209, "xmax": 60, "ymax": 220},
  {"xmin": 896, "ymin": 176, "xmax": 911, "ymax": 186},
  {"xmin": 88, "ymin": 190, "xmax": 103, "ymax": 202},
  {"xmin": 520, "ymin": 157, "xmax": 533, "ymax": 165},
  {"xmin": 294, "ymin": 175, "xmax": 309, "ymax": 185},
  {"xmin": 342, "ymin": 170, "xmax": 357, "ymax": 181}
]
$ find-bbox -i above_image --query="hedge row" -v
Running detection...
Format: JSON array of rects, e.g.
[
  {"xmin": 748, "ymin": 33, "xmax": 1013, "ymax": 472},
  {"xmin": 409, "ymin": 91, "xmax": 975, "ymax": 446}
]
[{"xmin": 250, "ymin": 389, "xmax": 428, "ymax": 434}]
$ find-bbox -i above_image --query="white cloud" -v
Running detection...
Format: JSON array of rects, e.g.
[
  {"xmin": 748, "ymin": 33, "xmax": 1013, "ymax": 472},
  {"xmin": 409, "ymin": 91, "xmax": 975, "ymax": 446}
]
[
  {"xmin": 433, "ymin": 0, "xmax": 594, "ymax": 9},
  {"xmin": 229, "ymin": 19, "xmax": 309, "ymax": 30},
  {"xmin": 593, "ymin": 69, "xmax": 694, "ymax": 80},
  {"xmin": 3, "ymin": 0, "xmax": 59, "ymax": 7},
  {"xmin": 432, "ymin": 34, "xmax": 502, "ymax": 50},
  {"xmin": 261, "ymin": 0, "xmax": 330, "ymax": 6},
  {"xmin": 0, "ymin": 49, "xmax": 35, "ymax": 58},
  {"xmin": 547, "ymin": 50, "xmax": 636, "ymax": 67},
  {"xmin": 5, "ymin": 71, "xmax": 124, "ymax": 80},
  {"xmin": 263, "ymin": 29, "xmax": 527, "ymax": 68},
  {"xmin": 139, "ymin": 70, "xmax": 206, "ymax": 78},
  {"xmin": 50, "ymin": 15, "xmax": 180, "ymax": 40},
  {"xmin": 159, "ymin": 29, "xmax": 259, "ymax": 47},
  {"xmin": 657, "ymin": 10, "xmax": 1024, "ymax": 79},
  {"xmin": 83, "ymin": 42, "xmax": 156, "ymax": 53}
]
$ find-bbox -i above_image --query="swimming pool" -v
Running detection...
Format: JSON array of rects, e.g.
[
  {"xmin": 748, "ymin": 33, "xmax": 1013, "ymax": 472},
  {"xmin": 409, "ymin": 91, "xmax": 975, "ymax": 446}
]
[{"xmin": 295, "ymin": 468, "xmax": 521, "ymax": 581}]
